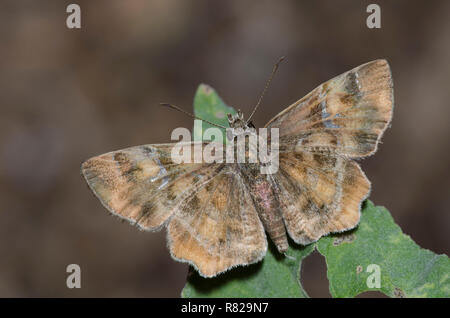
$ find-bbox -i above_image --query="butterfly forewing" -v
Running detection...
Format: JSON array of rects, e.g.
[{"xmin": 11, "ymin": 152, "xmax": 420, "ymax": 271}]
[
  {"xmin": 82, "ymin": 143, "xmax": 222, "ymax": 230},
  {"xmin": 266, "ymin": 59, "xmax": 393, "ymax": 158}
]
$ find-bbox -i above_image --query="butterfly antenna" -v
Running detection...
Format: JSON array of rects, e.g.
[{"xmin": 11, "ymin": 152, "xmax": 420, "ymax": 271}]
[
  {"xmin": 160, "ymin": 103, "xmax": 228, "ymax": 129},
  {"xmin": 246, "ymin": 56, "xmax": 285, "ymax": 124}
]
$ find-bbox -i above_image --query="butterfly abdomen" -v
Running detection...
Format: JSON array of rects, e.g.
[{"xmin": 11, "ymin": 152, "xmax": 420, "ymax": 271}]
[{"xmin": 242, "ymin": 164, "xmax": 288, "ymax": 253}]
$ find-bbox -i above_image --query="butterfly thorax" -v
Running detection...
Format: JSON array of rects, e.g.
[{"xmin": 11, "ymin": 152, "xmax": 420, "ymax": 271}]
[{"xmin": 227, "ymin": 110, "xmax": 289, "ymax": 254}]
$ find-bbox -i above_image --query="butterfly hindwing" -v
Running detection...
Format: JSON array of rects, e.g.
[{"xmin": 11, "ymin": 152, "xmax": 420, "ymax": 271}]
[
  {"xmin": 168, "ymin": 166, "xmax": 267, "ymax": 277},
  {"xmin": 270, "ymin": 151, "xmax": 370, "ymax": 244}
]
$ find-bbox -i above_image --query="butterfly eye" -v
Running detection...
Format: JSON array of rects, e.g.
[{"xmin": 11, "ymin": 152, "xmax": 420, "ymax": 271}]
[{"xmin": 226, "ymin": 129, "xmax": 234, "ymax": 141}]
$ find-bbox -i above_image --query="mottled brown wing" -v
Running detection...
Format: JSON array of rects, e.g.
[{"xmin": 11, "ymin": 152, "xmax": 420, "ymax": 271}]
[
  {"xmin": 81, "ymin": 142, "xmax": 223, "ymax": 231},
  {"xmin": 167, "ymin": 166, "xmax": 267, "ymax": 277},
  {"xmin": 269, "ymin": 151, "xmax": 370, "ymax": 244},
  {"xmin": 82, "ymin": 142, "xmax": 267, "ymax": 277},
  {"xmin": 266, "ymin": 59, "xmax": 393, "ymax": 158},
  {"xmin": 265, "ymin": 60, "xmax": 393, "ymax": 244}
]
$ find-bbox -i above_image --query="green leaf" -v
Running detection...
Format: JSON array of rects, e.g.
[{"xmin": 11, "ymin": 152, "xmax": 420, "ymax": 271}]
[
  {"xmin": 193, "ymin": 84, "xmax": 236, "ymax": 144},
  {"xmin": 317, "ymin": 200, "xmax": 450, "ymax": 298},
  {"xmin": 182, "ymin": 242, "xmax": 315, "ymax": 298}
]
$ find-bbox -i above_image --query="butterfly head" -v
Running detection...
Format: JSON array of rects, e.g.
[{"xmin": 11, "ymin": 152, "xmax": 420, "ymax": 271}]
[
  {"xmin": 226, "ymin": 110, "xmax": 256, "ymax": 140},
  {"xmin": 227, "ymin": 110, "xmax": 246, "ymax": 129}
]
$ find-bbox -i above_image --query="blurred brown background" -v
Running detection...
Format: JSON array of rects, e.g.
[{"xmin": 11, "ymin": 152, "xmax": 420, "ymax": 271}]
[{"xmin": 0, "ymin": 0, "xmax": 449, "ymax": 297}]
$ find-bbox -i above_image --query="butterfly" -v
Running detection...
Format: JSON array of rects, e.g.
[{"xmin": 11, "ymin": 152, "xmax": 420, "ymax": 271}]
[{"xmin": 81, "ymin": 59, "xmax": 393, "ymax": 277}]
